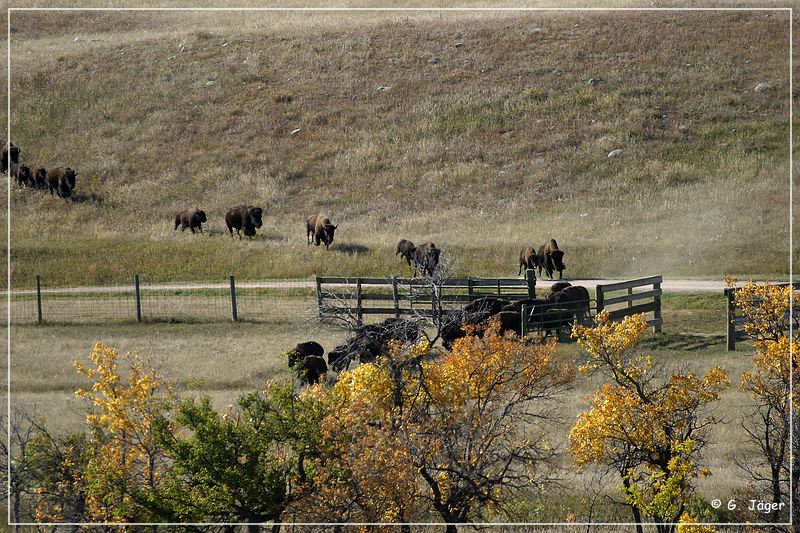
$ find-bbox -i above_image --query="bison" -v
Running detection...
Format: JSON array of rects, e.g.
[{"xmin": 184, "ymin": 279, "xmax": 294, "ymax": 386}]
[
  {"xmin": 174, "ymin": 208, "xmax": 207, "ymax": 234},
  {"xmin": 550, "ymin": 281, "xmax": 572, "ymax": 293},
  {"xmin": 501, "ymin": 298, "xmax": 548, "ymax": 314},
  {"xmin": 546, "ymin": 285, "xmax": 591, "ymax": 325},
  {"xmin": 286, "ymin": 341, "xmax": 325, "ymax": 368},
  {"xmin": 306, "ymin": 214, "xmax": 338, "ymax": 249},
  {"xmin": 46, "ymin": 167, "xmax": 77, "ymax": 197},
  {"xmin": 537, "ymin": 238, "xmax": 565, "ymax": 280},
  {"xmin": 464, "ymin": 296, "xmax": 510, "ymax": 316},
  {"xmin": 225, "ymin": 205, "xmax": 263, "ymax": 238},
  {"xmin": 33, "ymin": 167, "xmax": 47, "ymax": 189},
  {"xmin": 518, "ymin": 246, "xmax": 539, "ymax": 277},
  {"xmin": 328, "ymin": 317, "xmax": 421, "ymax": 372},
  {"xmin": 296, "ymin": 356, "xmax": 328, "ymax": 385},
  {"xmin": 440, "ymin": 310, "xmax": 523, "ymax": 350},
  {"xmin": 1, "ymin": 141, "xmax": 20, "ymax": 173},
  {"xmin": 413, "ymin": 242, "xmax": 441, "ymax": 277},
  {"xmin": 396, "ymin": 239, "xmax": 416, "ymax": 266},
  {"xmin": 11, "ymin": 164, "xmax": 33, "ymax": 187}
]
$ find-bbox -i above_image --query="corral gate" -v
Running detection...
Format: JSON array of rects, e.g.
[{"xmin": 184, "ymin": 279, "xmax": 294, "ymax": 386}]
[
  {"xmin": 315, "ymin": 273, "xmax": 537, "ymax": 325},
  {"xmin": 724, "ymin": 282, "xmax": 799, "ymax": 351}
]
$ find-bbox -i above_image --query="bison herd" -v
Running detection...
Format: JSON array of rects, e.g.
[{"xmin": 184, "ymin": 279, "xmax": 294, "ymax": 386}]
[
  {"xmin": 286, "ymin": 280, "xmax": 590, "ymax": 386},
  {"xmin": 4, "ymin": 140, "xmax": 78, "ymax": 198}
]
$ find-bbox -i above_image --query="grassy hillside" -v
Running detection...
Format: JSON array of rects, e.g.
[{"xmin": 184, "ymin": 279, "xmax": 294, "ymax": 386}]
[{"xmin": 7, "ymin": 9, "xmax": 793, "ymax": 287}]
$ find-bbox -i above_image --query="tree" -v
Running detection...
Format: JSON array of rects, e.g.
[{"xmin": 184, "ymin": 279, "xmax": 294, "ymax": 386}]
[
  {"xmin": 729, "ymin": 279, "xmax": 798, "ymax": 527},
  {"xmin": 569, "ymin": 312, "xmax": 729, "ymax": 533},
  {"xmin": 296, "ymin": 320, "xmax": 575, "ymax": 530},
  {"xmin": 71, "ymin": 342, "xmax": 174, "ymax": 522}
]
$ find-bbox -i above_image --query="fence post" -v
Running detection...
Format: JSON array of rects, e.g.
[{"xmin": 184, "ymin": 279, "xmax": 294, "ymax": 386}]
[
  {"xmin": 653, "ymin": 278, "xmax": 662, "ymax": 334},
  {"xmin": 520, "ymin": 304, "xmax": 528, "ymax": 337},
  {"xmin": 595, "ymin": 285, "xmax": 604, "ymax": 316},
  {"xmin": 526, "ymin": 269, "xmax": 536, "ymax": 298},
  {"xmin": 134, "ymin": 274, "xmax": 142, "ymax": 322},
  {"xmin": 355, "ymin": 279, "xmax": 363, "ymax": 327},
  {"xmin": 316, "ymin": 277, "xmax": 323, "ymax": 321},
  {"xmin": 35, "ymin": 275, "xmax": 43, "ymax": 324},
  {"xmin": 726, "ymin": 288, "xmax": 736, "ymax": 351},
  {"xmin": 467, "ymin": 278, "xmax": 474, "ymax": 299},
  {"xmin": 391, "ymin": 276, "xmax": 400, "ymax": 318},
  {"xmin": 230, "ymin": 275, "xmax": 238, "ymax": 322}
]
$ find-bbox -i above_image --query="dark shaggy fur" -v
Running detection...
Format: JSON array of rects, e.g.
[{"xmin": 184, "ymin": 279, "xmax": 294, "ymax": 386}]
[
  {"xmin": 174, "ymin": 208, "xmax": 208, "ymax": 233},
  {"xmin": 287, "ymin": 341, "xmax": 325, "ymax": 368},
  {"xmin": 1, "ymin": 141, "xmax": 20, "ymax": 173},
  {"xmin": 328, "ymin": 317, "xmax": 420, "ymax": 372},
  {"xmin": 11, "ymin": 164, "xmax": 33, "ymax": 187},
  {"xmin": 306, "ymin": 214, "xmax": 338, "ymax": 249},
  {"xmin": 33, "ymin": 168, "xmax": 47, "ymax": 189},
  {"xmin": 225, "ymin": 205, "xmax": 263, "ymax": 238}
]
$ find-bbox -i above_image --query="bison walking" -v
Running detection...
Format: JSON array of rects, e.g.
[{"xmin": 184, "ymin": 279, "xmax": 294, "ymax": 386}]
[
  {"xmin": 395, "ymin": 239, "xmax": 416, "ymax": 266},
  {"xmin": 306, "ymin": 214, "xmax": 338, "ymax": 249},
  {"xmin": 46, "ymin": 167, "xmax": 77, "ymax": 197},
  {"xmin": 518, "ymin": 246, "xmax": 539, "ymax": 276},
  {"xmin": 11, "ymin": 164, "xmax": 33, "ymax": 187},
  {"xmin": 537, "ymin": 239, "xmax": 565, "ymax": 280},
  {"xmin": 225, "ymin": 205, "xmax": 263, "ymax": 238},
  {"xmin": 413, "ymin": 242, "xmax": 441, "ymax": 277},
  {"xmin": 174, "ymin": 208, "xmax": 208, "ymax": 234}
]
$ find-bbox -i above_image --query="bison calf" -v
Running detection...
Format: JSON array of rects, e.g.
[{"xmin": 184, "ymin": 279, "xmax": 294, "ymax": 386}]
[{"xmin": 174, "ymin": 208, "xmax": 208, "ymax": 234}]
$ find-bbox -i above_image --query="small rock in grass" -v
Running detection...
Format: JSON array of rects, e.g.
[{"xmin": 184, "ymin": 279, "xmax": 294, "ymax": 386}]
[{"xmin": 607, "ymin": 149, "xmax": 623, "ymax": 158}]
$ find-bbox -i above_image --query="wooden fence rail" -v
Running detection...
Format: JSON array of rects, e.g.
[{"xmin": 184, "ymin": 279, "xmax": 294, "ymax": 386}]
[
  {"xmin": 596, "ymin": 275, "xmax": 663, "ymax": 333},
  {"xmin": 315, "ymin": 272, "xmax": 537, "ymax": 325}
]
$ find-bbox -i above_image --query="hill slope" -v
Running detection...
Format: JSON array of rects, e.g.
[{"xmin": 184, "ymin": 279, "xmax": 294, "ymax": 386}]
[{"xmin": 7, "ymin": 9, "xmax": 792, "ymax": 287}]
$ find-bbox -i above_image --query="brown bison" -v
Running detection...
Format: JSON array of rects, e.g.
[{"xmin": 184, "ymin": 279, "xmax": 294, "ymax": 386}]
[
  {"xmin": 518, "ymin": 246, "xmax": 539, "ymax": 276},
  {"xmin": 46, "ymin": 167, "xmax": 77, "ymax": 197},
  {"xmin": 328, "ymin": 317, "xmax": 420, "ymax": 372},
  {"xmin": 396, "ymin": 239, "xmax": 416, "ymax": 266},
  {"xmin": 1, "ymin": 141, "xmax": 20, "ymax": 173},
  {"xmin": 550, "ymin": 281, "xmax": 572, "ymax": 293},
  {"xmin": 296, "ymin": 356, "xmax": 328, "ymax": 385},
  {"xmin": 287, "ymin": 341, "xmax": 325, "ymax": 368},
  {"xmin": 546, "ymin": 285, "xmax": 591, "ymax": 325},
  {"xmin": 174, "ymin": 208, "xmax": 207, "ymax": 234},
  {"xmin": 413, "ymin": 241, "xmax": 441, "ymax": 277},
  {"xmin": 537, "ymin": 238, "xmax": 565, "ymax": 280},
  {"xmin": 225, "ymin": 205, "xmax": 263, "ymax": 238},
  {"xmin": 306, "ymin": 214, "xmax": 338, "ymax": 249},
  {"xmin": 11, "ymin": 164, "xmax": 33, "ymax": 187},
  {"xmin": 33, "ymin": 167, "xmax": 47, "ymax": 189}
]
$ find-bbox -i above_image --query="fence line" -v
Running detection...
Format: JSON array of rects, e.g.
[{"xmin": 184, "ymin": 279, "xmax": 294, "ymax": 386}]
[
  {"xmin": 596, "ymin": 275, "xmax": 662, "ymax": 333},
  {"xmin": 316, "ymin": 272, "xmax": 538, "ymax": 326},
  {"xmin": 9, "ymin": 275, "xmax": 317, "ymax": 325}
]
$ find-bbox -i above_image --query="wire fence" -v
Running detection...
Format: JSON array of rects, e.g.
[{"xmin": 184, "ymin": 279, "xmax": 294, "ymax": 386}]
[{"xmin": 8, "ymin": 275, "xmax": 317, "ymax": 325}]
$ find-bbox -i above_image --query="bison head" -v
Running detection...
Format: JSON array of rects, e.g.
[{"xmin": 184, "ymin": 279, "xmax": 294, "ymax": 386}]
[
  {"xmin": 323, "ymin": 224, "xmax": 337, "ymax": 246},
  {"xmin": 8, "ymin": 145, "xmax": 20, "ymax": 164},
  {"xmin": 249, "ymin": 207, "xmax": 263, "ymax": 228},
  {"xmin": 63, "ymin": 168, "xmax": 77, "ymax": 190},
  {"xmin": 196, "ymin": 210, "xmax": 207, "ymax": 223}
]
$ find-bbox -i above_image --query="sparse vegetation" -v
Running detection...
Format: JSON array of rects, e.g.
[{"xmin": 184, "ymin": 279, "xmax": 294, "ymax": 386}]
[{"xmin": 5, "ymin": 9, "xmax": 792, "ymax": 287}]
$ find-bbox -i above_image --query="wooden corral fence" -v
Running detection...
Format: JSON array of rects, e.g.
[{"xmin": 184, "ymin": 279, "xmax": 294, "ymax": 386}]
[
  {"xmin": 315, "ymin": 272, "xmax": 537, "ymax": 325},
  {"xmin": 595, "ymin": 275, "xmax": 663, "ymax": 333},
  {"xmin": 725, "ymin": 282, "xmax": 799, "ymax": 351}
]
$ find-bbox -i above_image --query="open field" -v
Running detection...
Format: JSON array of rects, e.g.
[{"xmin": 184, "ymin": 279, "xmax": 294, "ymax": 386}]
[{"xmin": 5, "ymin": 8, "xmax": 794, "ymax": 287}]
